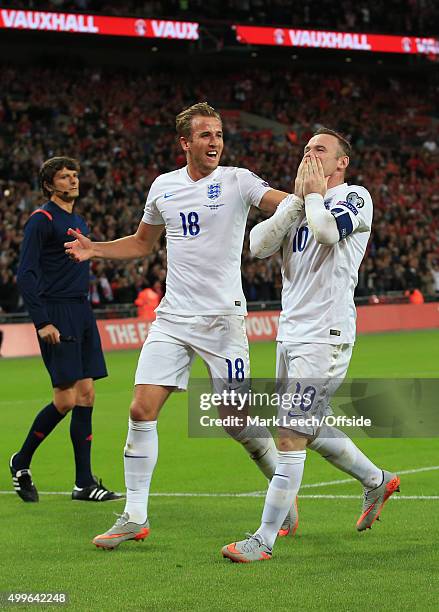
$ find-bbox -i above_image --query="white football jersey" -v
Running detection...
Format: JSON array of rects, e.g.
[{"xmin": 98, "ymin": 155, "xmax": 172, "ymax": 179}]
[
  {"xmin": 142, "ymin": 166, "xmax": 271, "ymax": 315},
  {"xmin": 277, "ymin": 182, "xmax": 373, "ymax": 345}
]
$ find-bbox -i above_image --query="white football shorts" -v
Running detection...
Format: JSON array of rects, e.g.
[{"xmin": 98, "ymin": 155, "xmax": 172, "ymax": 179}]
[
  {"xmin": 135, "ymin": 313, "xmax": 250, "ymax": 392},
  {"xmin": 275, "ymin": 341, "xmax": 353, "ymax": 436}
]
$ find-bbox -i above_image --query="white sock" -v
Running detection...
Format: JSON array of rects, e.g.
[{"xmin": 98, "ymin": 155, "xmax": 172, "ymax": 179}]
[
  {"xmin": 309, "ymin": 425, "xmax": 382, "ymax": 489},
  {"xmin": 255, "ymin": 450, "xmax": 306, "ymax": 549},
  {"xmin": 234, "ymin": 425, "xmax": 277, "ymax": 480},
  {"xmin": 123, "ymin": 419, "xmax": 158, "ymax": 524}
]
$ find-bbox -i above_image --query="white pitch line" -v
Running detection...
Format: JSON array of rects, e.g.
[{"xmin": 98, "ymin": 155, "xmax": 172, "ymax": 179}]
[
  {"xmin": 1, "ymin": 465, "xmax": 437, "ymax": 498},
  {"xmin": 0, "ymin": 491, "xmax": 437, "ymax": 500},
  {"xmin": 297, "ymin": 495, "xmax": 439, "ymax": 500},
  {"xmin": 301, "ymin": 464, "xmax": 439, "ymax": 489},
  {"xmin": 395, "ymin": 465, "xmax": 439, "ymax": 475}
]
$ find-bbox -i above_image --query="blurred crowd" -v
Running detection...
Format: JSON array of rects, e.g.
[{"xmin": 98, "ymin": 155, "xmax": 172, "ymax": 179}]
[
  {"xmin": 2, "ymin": 0, "xmax": 439, "ymax": 35},
  {"xmin": 0, "ymin": 63, "xmax": 438, "ymax": 314}
]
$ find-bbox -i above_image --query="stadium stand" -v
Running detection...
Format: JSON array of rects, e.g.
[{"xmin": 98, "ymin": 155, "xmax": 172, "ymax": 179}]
[
  {"xmin": 0, "ymin": 60, "xmax": 438, "ymax": 314},
  {"xmin": 1, "ymin": 0, "xmax": 439, "ymax": 35}
]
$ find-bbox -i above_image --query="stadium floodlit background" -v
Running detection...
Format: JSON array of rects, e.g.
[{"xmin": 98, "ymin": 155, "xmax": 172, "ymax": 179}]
[{"xmin": 0, "ymin": 1, "xmax": 438, "ymax": 610}]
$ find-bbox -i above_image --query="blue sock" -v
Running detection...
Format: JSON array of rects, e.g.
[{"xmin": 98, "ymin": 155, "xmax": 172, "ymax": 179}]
[
  {"xmin": 70, "ymin": 406, "xmax": 94, "ymax": 488},
  {"xmin": 14, "ymin": 402, "xmax": 65, "ymax": 469}
]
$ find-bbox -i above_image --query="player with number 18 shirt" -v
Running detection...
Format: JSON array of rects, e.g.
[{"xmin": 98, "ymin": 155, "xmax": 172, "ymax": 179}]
[{"xmin": 65, "ymin": 102, "xmax": 305, "ymax": 549}]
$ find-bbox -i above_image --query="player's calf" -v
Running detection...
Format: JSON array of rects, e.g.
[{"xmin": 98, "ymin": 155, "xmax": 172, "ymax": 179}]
[{"xmin": 278, "ymin": 496, "xmax": 299, "ymax": 537}]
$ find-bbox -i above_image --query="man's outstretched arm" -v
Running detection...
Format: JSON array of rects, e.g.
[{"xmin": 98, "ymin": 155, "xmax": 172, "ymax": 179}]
[{"xmin": 65, "ymin": 221, "xmax": 165, "ymax": 262}]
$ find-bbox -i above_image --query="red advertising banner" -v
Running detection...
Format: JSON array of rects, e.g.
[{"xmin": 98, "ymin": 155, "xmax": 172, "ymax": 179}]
[
  {"xmin": 98, "ymin": 317, "xmax": 153, "ymax": 349},
  {"xmin": 234, "ymin": 25, "xmax": 439, "ymax": 56},
  {"xmin": 0, "ymin": 9, "xmax": 199, "ymax": 39},
  {"xmin": 1, "ymin": 303, "xmax": 438, "ymax": 358},
  {"xmin": 246, "ymin": 310, "xmax": 279, "ymax": 340}
]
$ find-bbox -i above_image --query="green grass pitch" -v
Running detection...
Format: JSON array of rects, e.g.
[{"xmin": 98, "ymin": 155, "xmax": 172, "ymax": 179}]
[{"xmin": 1, "ymin": 330, "xmax": 438, "ymax": 611}]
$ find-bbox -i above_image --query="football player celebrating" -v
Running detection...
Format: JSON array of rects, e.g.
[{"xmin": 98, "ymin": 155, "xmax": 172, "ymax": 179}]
[
  {"xmin": 65, "ymin": 102, "xmax": 304, "ymax": 549},
  {"xmin": 222, "ymin": 128, "xmax": 400, "ymax": 563}
]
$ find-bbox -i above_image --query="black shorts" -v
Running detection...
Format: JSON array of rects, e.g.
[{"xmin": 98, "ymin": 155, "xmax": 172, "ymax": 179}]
[{"xmin": 38, "ymin": 301, "xmax": 108, "ymax": 388}]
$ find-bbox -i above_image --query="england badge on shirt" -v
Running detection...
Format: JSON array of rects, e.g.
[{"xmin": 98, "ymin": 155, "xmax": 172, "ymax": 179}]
[{"xmin": 207, "ymin": 182, "xmax": 221, "ymax": 200}]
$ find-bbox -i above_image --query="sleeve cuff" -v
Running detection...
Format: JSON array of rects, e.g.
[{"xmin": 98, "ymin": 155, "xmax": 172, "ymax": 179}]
[
  {"xmin": 305, "ymin": 193, "xmax": 325, "ymax": 205},
  {"xmin": 35, "ymin": 321, "xmax": 51, "ymax": 330}
]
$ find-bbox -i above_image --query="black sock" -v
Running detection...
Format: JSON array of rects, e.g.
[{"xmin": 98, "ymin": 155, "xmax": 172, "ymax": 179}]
[
  {"xmin": 14, "ymin": 402, "xmax": 65, "ymax": 470},
  {"xmin": 70, "ymin": 406, "xmax": 94, "ymax": 488}
]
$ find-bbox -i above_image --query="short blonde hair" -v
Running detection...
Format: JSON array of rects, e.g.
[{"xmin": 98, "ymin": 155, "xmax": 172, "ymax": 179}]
[{"xmin": 176, "ymin": 102, "xmax": 221, "ymax": 139}]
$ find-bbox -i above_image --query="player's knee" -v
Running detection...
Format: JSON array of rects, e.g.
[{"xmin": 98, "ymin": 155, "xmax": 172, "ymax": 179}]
[
  {"xmin": 277, "ymin": 433, "xmax": 307, "ymax": 452},
  {"xmin": 129, "ymin": 398, "xmax": 159, "ymax": 421},
  {"xmin": 54, "ymin": 398, "xmax": 76, "ymax": 415},
  {"xmin": 53, "ymin": 386, "xmax": 77, "ymax": 414},
  {"xmin": 223, "ymin": 422, "xmax": 244, "ymax": 440},
  {"xmin": 76, "ymin": 389, "xmax": 95, "ymax": 407},
  {"xmin": 277, "ymin": 438, "xmax": 292, "ymax": 452}
]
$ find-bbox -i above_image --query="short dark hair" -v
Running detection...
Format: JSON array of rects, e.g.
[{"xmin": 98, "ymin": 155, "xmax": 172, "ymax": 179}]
[
  {"xmin": 176, "ymin": 102, "xmax": 221, "ymax": 139},
  {"xmin": 39, "ymin": 156, "xmax": 80, "ymax": 197},
  {"xmin": 313, "ymin": 127, "xmax": 351, "ymax": 157}
]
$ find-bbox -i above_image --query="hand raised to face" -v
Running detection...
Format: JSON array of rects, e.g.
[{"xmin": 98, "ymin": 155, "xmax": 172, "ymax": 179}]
[
  {"xmin": 294, "ymin": 157, "xmax": 306, "ymax": 200},
  {"xmin": 303, "ymin": 155, "xmax": 327, "ymax": 197}
]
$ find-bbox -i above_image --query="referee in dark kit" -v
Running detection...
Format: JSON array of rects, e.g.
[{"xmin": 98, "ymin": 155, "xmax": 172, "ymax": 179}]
[{"xmin": 10, "ymin": 156, "xmax": 122, "ymax": 503}]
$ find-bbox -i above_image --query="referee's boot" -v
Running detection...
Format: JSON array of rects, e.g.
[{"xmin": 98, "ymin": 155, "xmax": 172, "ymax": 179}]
[
  {"xmin": 72, "ymin": 476, "xmax": 124, "ymax": 502},
  {"xmin": 9, "ymin": 453, "xmax": 39, "ymax": 502}
]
